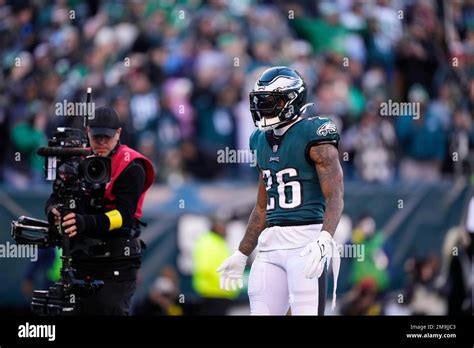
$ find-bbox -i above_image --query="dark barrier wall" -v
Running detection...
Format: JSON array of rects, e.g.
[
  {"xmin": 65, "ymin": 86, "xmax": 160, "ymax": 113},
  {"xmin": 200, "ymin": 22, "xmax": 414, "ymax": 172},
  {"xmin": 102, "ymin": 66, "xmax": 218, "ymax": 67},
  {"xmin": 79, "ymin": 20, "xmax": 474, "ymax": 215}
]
[{"xmin": 0, "ymin": 180, "xmax": 471, "ymax": 308}]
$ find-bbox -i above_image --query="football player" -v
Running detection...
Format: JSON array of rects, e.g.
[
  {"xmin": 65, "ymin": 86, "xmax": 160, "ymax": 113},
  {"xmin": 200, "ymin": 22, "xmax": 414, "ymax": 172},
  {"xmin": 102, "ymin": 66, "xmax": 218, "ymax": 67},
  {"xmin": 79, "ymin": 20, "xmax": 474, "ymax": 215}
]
[{"xmin": 217, "ymin": 66, "xmax": 343, "ymax": 315}]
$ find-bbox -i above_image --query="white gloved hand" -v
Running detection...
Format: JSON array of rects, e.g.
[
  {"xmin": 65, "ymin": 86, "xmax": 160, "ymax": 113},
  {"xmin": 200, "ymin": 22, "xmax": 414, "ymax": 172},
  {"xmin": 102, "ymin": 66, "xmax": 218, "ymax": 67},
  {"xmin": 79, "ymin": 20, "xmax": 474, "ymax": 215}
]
[
  {"xmin": 300, "ymin": 230, "xmax": 336, "ymax": 278},
  {"xmin": 300, "ymin": 230, "xmax": 340, "ymax": 310},
  {"xmin": 216, "ymin": 250, "xmax": 248, "ymax": 291}
]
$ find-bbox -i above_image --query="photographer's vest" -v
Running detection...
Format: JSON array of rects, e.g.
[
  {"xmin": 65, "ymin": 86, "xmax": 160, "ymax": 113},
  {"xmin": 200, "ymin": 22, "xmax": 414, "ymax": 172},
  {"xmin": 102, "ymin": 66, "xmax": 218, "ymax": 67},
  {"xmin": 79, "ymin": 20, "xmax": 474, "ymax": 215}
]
[
  {"xmin": 104, "ymin": 144, "xmax": 155, "ymax": 219},
  {"xmin": 72, "ymin": 144, "xmax": 155, "ymax": 267}
]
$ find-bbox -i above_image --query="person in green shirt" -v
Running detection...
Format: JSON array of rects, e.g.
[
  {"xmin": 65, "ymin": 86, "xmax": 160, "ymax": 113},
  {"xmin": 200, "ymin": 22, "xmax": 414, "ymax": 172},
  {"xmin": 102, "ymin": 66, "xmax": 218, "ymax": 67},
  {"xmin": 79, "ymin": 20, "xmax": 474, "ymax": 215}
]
[
  {"xmin": 10, "ymin": 111, "xmax": 48, "ymax": 182},
  {"xmin": 350, "ymin": 214, "xmax": 390, "ymax": 291}
]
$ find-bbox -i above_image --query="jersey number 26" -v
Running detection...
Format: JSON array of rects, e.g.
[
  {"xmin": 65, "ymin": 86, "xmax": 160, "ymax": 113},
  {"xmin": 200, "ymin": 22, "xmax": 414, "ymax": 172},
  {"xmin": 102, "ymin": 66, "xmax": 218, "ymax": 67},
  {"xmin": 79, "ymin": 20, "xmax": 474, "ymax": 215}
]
[{"xmin": 262, "ymin": 168, "xmax": 302, "ymax": 210}]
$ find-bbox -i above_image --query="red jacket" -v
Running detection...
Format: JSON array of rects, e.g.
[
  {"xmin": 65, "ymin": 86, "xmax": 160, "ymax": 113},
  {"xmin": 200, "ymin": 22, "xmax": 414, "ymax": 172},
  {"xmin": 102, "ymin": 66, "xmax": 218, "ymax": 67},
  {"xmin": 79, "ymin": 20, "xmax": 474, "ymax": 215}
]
[{"xmin": 104, "ymin": 144, "xmax": 155, "ymax": 219}]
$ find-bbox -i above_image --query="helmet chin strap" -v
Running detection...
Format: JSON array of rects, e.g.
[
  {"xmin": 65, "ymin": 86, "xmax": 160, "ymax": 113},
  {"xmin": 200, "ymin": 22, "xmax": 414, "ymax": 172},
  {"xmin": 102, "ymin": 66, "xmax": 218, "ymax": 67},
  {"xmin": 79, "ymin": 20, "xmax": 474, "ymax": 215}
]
[
  {"xmin": 257, "ymin": 114, "xmax": 302, "ymax": 133},
  {"xmin": 273, "ymin": 117, "xmax": 302, "ymax": 136},
  {"xmin": 256, "ymin": 115, "xmax": 281, "ymax": 131},
  {"xmin": 300, "ymin": 103, "xmax": 313, "ymax": 113},
  {"xmin": 269, "ymin": 103, "xmax": 312, "ymax": 133}
]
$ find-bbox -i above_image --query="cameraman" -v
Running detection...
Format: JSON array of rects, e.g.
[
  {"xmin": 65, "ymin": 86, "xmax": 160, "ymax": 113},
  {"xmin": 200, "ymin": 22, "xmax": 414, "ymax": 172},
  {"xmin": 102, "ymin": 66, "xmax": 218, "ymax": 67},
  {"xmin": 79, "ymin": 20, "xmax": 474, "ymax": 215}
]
[{"xmin": 45, "ymin": 106, "xmax": 155, "ymax": 315}]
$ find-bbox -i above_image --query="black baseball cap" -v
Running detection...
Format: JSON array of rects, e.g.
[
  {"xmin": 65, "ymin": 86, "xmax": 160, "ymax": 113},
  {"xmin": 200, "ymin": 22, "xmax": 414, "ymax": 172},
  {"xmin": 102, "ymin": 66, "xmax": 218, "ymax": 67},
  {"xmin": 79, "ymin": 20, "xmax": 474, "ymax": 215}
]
[{"xmin": 89, "ymin": 106, "xmax": 120, "ymax": 137}]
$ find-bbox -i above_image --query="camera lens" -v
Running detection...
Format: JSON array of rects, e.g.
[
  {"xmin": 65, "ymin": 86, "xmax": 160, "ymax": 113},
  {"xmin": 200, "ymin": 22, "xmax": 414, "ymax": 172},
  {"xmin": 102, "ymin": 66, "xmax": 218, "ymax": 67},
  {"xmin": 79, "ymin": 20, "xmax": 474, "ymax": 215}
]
[
  {"xmin": 82, "ymin": 157, "xmax": 111, "ymax": 184},
  {"xmin": 87, "ymin": 160, "xmax": 104, "ymax": 179}
]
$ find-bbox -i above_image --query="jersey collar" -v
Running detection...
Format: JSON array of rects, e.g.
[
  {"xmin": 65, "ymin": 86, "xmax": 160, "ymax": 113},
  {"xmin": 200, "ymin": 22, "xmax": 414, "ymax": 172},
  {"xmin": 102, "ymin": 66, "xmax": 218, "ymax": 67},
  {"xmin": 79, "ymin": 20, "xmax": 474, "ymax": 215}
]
[
  {"xmin": 265, "ymin": 117, "xmax": 302, "ymax": 151},
  {"xmin": 273, "ymin": 117, "xmax": 302, "ymax": 136}
]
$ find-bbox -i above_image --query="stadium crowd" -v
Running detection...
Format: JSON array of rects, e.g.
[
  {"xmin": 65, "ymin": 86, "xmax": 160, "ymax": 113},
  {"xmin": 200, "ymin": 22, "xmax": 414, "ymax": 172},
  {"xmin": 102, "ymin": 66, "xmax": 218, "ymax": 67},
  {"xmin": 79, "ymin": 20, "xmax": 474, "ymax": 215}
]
[{"xmin": 0, "ymin": 0, "xmax": 473, "ymax": 188}]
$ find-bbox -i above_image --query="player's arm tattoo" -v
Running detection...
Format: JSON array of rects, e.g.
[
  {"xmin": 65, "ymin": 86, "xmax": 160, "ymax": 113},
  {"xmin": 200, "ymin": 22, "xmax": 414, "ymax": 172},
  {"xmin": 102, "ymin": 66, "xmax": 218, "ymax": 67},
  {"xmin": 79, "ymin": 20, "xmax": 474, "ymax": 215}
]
[
  {"xmin": 239, "ymin": 172, "xmax": 267, "ymax": 256},
  {"xmin": 310, "ymin": 144, "xmax": 344, "ymax": 236}
]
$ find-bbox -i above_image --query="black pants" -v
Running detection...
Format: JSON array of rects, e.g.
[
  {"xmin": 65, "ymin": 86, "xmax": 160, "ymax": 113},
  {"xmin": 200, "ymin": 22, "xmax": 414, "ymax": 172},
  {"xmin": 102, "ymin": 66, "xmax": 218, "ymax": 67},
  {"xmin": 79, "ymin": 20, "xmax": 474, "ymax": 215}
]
[{"xmin": 78, "ymin": 279, "xmax": 137, "ymax": 315}]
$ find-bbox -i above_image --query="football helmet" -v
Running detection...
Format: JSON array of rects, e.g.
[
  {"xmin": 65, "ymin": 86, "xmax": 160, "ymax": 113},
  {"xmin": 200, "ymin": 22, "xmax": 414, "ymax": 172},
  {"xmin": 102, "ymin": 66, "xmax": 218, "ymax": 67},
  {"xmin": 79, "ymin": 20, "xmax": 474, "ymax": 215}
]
[{"xmin": 249, "ymin": 66, "xmax": 307, "ymax": 130}]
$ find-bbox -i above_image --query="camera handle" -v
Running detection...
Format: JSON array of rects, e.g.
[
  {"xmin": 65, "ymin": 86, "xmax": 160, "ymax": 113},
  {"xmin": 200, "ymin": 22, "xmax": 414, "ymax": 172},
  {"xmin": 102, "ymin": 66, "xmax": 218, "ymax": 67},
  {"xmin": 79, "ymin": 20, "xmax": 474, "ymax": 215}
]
[{"xmin": 56, "ymin": 204, "xmax": 74, "ymax": 275}]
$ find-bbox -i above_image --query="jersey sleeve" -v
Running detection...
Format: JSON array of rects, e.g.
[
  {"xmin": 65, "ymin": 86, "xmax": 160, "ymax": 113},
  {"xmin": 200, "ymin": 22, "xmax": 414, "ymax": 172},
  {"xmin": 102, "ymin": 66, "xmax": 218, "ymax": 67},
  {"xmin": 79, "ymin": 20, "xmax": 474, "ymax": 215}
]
[
  {"xmin": 249, "ymin": 128, "xmax": 259, "ymax": 152},
  {"xmin": 249, "ymin": 128, "xmax": 261, "ymax": 171},
  {"xmin": 306, "ymin": 116, "xmax": 340, "ymax": 146},
  {"xmin": 304, "ymin": 116, "xmax": 340, "ymax": 161}
]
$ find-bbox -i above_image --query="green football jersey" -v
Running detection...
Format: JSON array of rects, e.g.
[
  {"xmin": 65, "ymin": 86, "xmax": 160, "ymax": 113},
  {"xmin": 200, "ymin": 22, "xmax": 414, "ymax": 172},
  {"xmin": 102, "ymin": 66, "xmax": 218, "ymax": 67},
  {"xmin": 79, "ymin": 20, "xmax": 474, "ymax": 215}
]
[{"xmin": 250, "ymin": 116, "xmax": 340, "ymax": 226}]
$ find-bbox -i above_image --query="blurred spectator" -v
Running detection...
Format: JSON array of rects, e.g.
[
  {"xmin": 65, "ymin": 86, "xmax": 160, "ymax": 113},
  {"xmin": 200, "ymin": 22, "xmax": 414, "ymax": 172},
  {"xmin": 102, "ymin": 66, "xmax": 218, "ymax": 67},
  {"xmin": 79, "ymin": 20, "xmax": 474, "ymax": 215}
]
[
  {"xmin": 155, "ymin": 94, "xmax": 182, "ymax": 153},
  {"xmin": 291, "ymin": 2, "xmax": 348, "ymax": 55},
  {"xmin": 437, "ymin": 226, "xmax": 472, "ymax": 315},
  {"xmin": 133, "ymin": 267, "xmax": 183, "ymax": 316},
  {"xmin": 111, "ymin": 90, "xmax": 135, "ymax": 148},
  {"xmin": 395, "ymin": 0, "xmax": 442, "ymax": 98},
  {"xmin": 370, "ymin": 0, "xmax": 403, "ymax": 46},
  {"xmin": 364, "ymin": 16, "xmax": 395, "ymax": 78},
  {"xmin": 448, "ymin": 108, "xmax": 474, "ymax": 178},
  {"xmin": 192, "ymin": 213, "xmax": 238, "ymax": 315},
  {"xmin": 339, "ymin": 277, "xmax": 383, "ymax": 315},
  {"xmin": 427, "ymin": 83, "xmax": 457, "ymax": 132},
  {"xmin": 466, "ymin": 196, "xmax": 474, "ymax": 315},
  {"xmin": 396, "ymin": 84, "xmax": 447, "ymax": 182},
  {"xmin": 180, "ymin": 140, "xmax": 221, "ymax": 181},
  {"xmin": 349, "ymin": 214, "xmax": 390, "ymax": 291},
  {"xmin": 21, "ymin": 248, "xmax": 59, "ymax": 299},
  {"xmin": 0, "ymin": 97, "xmax": 9, "ymax": 182},
  {"xmin": 161, "ymin": 78, "xmax": 195, "ymax": 139},
  {"xmin": 404, "ymin": 255, "xmax": 446, "ymax": 315},
  {"xmin": 437, "ymin": 197, "xmax": 474, "ymax": 315},
  {"xmin": 341, "ymin": 105, "xmax": 397, "ymax": 182},
  {"xmin": 128, "ymin": 69, "xmax": 160, "ymax": 143},
  {"xmin": 6, "ymin": 108, "xmax": 47, "ymax": 188}
]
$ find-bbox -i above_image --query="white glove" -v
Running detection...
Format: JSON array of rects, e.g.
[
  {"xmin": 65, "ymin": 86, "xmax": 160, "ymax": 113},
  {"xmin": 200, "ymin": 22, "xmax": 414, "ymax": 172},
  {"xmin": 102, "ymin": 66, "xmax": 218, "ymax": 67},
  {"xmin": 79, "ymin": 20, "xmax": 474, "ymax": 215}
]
[
  {"xmin": 216, "ymin": 250, "xmax": 248, "ymax": 291},
  {"xmin": 300, "ymin": 230, "xmax": 340, "ymax": 310},
  {"xmin": 300, "ymin": 230, "xmax": 335, "ymax": 278}
]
